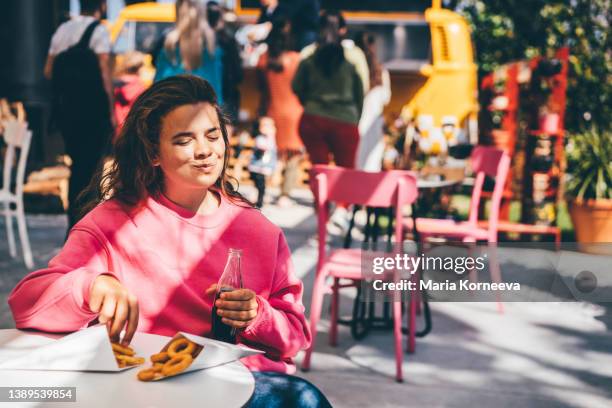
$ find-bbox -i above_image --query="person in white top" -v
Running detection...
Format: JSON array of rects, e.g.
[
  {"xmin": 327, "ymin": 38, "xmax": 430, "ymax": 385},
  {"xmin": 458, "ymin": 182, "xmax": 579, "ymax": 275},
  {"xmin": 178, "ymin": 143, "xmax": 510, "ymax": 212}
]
[{"xmin": 354, "ymin": 32, "xmax": 391, "ymax": 172}]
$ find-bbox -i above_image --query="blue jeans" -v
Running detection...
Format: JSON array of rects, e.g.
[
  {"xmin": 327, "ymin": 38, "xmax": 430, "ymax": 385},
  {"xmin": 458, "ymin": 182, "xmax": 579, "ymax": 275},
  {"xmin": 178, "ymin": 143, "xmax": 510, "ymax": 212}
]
[{"xmin": 245, "ymin": 372, "xmax": 332, "ymax": 408}]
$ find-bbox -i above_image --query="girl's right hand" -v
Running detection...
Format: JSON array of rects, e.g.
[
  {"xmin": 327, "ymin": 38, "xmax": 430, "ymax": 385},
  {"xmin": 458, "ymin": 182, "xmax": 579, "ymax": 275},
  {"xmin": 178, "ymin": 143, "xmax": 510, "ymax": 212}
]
[{"xmin": 89, "ymin": 275, "xmax": 139, "ymax": 345}]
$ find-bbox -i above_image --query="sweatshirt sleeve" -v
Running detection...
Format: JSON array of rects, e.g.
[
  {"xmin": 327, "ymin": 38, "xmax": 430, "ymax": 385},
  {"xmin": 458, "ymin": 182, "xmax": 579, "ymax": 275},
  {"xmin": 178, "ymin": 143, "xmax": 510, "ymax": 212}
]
[
  {"xmin": 238, "ymin": 232, "xmax": 311, "ymax": 360},
  {"xmin": 8, "ymin": 227, "xmax": 117, "ymax": 332}
]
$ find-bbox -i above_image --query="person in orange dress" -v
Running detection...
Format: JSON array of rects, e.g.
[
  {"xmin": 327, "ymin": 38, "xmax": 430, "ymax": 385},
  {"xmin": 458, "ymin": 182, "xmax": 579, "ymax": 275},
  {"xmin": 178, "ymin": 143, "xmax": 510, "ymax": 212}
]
[{"xmin": 256, "ymin": 19, "xmax": 304, "ymax": 206}]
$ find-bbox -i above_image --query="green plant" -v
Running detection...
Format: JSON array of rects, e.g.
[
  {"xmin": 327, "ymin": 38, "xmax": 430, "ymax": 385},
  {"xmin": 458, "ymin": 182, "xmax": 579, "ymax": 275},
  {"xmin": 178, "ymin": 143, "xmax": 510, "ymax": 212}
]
[
  {"xmin": 565, "ymin": 129, "xmax": 612, "ymax": 200},
  {"xmin": 454, "ymin": 0, "xmax": 611, "ymax": 134}
]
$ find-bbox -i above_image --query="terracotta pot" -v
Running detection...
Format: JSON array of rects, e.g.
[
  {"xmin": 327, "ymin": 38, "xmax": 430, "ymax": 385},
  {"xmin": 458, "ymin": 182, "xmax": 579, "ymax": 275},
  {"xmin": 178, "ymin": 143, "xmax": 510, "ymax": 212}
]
[{"xmin": 569, "ymin": 199, "xmax": 612, "ymax": 254}]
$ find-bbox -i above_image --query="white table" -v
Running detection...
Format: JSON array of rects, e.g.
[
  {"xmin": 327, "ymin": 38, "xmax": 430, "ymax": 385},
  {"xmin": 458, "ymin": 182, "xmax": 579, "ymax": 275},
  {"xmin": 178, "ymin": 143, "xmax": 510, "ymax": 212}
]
[{"xmin": 0, "ymin": 330, "xmax": 255, "ymax": 408}]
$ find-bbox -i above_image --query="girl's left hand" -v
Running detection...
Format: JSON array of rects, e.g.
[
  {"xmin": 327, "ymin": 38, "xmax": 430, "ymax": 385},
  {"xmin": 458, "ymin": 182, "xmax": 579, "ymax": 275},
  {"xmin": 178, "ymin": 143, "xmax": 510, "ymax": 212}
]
[{"xmin": 205, "ymin": 284, "xmax": 259, "ymax": 329}]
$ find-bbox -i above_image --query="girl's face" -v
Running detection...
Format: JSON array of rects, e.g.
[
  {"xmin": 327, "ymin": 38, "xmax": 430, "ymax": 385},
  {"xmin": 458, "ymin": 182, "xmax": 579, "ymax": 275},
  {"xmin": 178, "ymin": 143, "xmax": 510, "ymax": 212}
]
[{"xmin": 156, "ymin": 102, "xmax": 225, "ymax": 192}]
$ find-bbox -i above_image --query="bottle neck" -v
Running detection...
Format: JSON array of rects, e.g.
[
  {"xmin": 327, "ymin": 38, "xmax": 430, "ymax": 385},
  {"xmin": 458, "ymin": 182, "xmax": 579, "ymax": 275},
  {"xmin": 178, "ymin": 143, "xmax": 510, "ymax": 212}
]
[
  {"xmin": 227, "ymin": 255, "xmax": 241, "ymax": 274},
  {"xmin": 220, "ymin": 251, "xmax": 242, "ymax": 289}
]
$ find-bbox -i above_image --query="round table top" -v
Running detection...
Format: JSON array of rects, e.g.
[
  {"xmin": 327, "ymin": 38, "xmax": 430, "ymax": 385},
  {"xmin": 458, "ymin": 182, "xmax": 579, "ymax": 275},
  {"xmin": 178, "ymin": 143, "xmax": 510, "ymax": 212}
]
[
  {"xmin": 0, "ymin": 329, "xmax": 255, "ymax": 408},
  {"xmin": 416, "ymin": 178, "xmax": 461, "ymax": 189}
]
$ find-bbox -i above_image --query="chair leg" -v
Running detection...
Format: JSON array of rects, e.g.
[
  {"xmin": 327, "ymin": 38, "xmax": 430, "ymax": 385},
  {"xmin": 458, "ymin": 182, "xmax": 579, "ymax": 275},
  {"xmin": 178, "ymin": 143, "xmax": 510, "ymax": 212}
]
[
  {"xmin": 393, "ymin": 298, "xmax": 404, "ymax": 382},
  {"xmin": 302, "ymin": 270, "xmax": 328, "ymax": 371},
  {"xmin": 407, "ymin": 275, "xmax": 416, "ymax": 354},
  {"xmin": 488, "ymin": 244, "xmax": 504, "ymax": 314},
  {"xmin": 496, "ymin": 294, "xmax": 505, "ymax": 314},
  {"xmin": 329, "ymin": 278, "xmax": 339, "ymax": 347},
  {"xmin": 467, "ymin": 244, "xmax": 478, "ymax": 287},
  {"xmin": 414, "ymin": 237, "xmax": 427, "ymax": 316},
  {"xmin": 16, "ymin": 203, "xmax": 33, "ymax": 269},
  {"xmin": 4, "ymin": 202, "xmax": 17, "ymax": 258}
]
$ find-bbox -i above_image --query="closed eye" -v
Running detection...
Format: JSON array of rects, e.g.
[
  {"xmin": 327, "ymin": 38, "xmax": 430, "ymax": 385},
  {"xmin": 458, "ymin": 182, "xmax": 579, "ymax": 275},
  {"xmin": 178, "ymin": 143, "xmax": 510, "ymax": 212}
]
[
  {"xmin": 173, "ymin": 137, "xmax": 192, "ymax": 146},
  {"xmin": 171, "ymin": 131, "xmax": 194, "ymax": 145},
  {"xmin": 170, "ymin": 127, "xmax": 221, "ymax": 144},
  {"xmin": 206, "ymin": 127, "xmax": 222, "ymax": 140}
]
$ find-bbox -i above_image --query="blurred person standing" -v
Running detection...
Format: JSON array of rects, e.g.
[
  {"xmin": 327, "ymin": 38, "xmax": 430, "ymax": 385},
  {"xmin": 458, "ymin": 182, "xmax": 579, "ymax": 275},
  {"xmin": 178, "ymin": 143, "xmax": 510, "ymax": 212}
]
[
  {"xmin": 292, "ymin": 11, "xmax": 364, "ymax": 169},
  {"xmin": 154, "ymin": 0, "xmax": 224, "ymax": 105},
  {"xmin": 257, "ymin": 0, "xmax": 319, "ymax": 51},
  {"xmin": 257, "ymin": 19, "xmax": 304, "ymax": 206},
  {"xmin": 292, "ymin": 11, "xmax": 364, "ymax": 231},
  {"xmin": 44, "ymin": 0, "xmax": 114, "ymax": 232},
  {"xmin": 354, "ymin": 32, "xmax": 391, "ymax": 171},
  {"xmin": 113, "ymin": 51, "xmax": 146, "ymax": 141},
  {"xmin": 300, "ymin": 10, "xmax": 369, "ymax": 95},
  {"xmin": 207, "ymin": 1, "xmax": 243, "ymax": 122}
]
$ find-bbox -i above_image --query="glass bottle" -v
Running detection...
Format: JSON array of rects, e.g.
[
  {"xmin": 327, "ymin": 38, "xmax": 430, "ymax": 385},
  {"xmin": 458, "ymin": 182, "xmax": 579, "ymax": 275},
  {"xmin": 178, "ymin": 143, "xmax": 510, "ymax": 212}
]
[{"xmin": 211, "ymin": 248, "xmax": 243, "ymax": 343}]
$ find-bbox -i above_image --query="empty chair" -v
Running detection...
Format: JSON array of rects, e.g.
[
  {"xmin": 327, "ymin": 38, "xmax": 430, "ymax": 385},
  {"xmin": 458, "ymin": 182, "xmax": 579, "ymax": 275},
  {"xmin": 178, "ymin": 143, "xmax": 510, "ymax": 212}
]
[
  {"xmin": 1, "ymin": 120, "xmax": 34, "ymax": 268},
  {"xmin": 302, "ymin": 165, "xmax": 418, "ymax": 382},
  {"xmin": 407, "ymin": 146, "xmax": 511, "ymax": 244},
  {"xmin": 405, "ymin": 146, "xmax": 510, "ymax": 315}
]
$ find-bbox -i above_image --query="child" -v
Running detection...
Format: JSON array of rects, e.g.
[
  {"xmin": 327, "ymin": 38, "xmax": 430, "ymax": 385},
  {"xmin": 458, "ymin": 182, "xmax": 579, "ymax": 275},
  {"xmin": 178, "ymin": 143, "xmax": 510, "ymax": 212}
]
[
  {"xmin": 8, "ymin": 75, "xmax": 329, "ymax": 408},
  {"xmin": 248, "ymin": 116, "xmax": 277, "ymax": 208}
]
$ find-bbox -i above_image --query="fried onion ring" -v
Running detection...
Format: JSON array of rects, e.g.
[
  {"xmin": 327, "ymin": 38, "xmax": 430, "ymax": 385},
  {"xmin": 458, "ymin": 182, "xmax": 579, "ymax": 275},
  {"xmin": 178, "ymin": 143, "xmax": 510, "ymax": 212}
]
[
  {"xmin": 116, "ymin": 354, "xmax": 145, "ymax": 366},
  {"xmin": 150, "ymin": 351, "xmax": 170, "ymax": 363},
  {"xmin": 161, "ymin": 354, "xmax": 193, "ymax": 377},
  {"xmin": 111, "ymin": 342, "xmax": 135, "ymax": 356},
  {"xmin": 137, "ymin": 367, "xmax": 161, "ymax": 382},
  {"xmin": 167, "ymin": 338, "xmax": 196, "ymax": 357}
]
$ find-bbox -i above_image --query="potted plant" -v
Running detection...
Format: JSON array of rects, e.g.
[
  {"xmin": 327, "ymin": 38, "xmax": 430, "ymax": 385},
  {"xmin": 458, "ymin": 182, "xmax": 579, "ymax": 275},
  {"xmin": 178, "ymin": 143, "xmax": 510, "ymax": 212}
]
[{"xmin": 565, "ymin": 129, "xmax": 612, "ymax": 248}]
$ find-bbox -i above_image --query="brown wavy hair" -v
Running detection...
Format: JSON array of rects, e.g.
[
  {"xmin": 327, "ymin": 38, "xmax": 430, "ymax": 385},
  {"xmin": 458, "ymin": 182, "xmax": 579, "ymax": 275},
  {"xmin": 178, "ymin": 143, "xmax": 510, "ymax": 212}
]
[
  {"xmin": 355, "ymin": 31, "xmax": 383, "ymax": 88},
  {"xmin": 266, "ymin": 18, "xmax": 293, "ymax": 73},
  {"xmin": 164, "ymin": 0, "xmax": 216, "ymax": 70},
  {"xmin": 79, "ymin": 75, "xmax": 252, "ymax": 216}
]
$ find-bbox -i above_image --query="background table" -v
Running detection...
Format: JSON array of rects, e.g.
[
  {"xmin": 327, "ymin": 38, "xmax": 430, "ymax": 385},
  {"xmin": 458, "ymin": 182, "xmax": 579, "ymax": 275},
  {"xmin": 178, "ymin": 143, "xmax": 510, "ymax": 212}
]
[
  {"xmin": 416, "ymin": 178, "xmax": 461, "ymax": 189},
  {"xmin": 0, "ymin": 329, "xmax": 255, "ymax": 408},
  {"xmin": 342, "ymin": 176, "xmax": 463, "ymax": 340}
]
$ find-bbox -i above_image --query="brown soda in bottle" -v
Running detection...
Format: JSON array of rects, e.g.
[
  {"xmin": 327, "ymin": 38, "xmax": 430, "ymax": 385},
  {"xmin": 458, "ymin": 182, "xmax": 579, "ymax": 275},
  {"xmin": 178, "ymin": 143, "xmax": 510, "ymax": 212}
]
[{"xmin": 211, "ymin": 248, "xmax": 242, "ymax": 343}]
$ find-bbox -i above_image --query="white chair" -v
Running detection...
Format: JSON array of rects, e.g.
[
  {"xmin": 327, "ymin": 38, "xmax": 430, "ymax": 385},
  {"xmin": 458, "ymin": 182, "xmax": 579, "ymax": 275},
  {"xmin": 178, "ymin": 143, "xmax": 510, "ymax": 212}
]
[{"xmin": 1, "ymin": 120, "xmax": 33, "ymax": 268}]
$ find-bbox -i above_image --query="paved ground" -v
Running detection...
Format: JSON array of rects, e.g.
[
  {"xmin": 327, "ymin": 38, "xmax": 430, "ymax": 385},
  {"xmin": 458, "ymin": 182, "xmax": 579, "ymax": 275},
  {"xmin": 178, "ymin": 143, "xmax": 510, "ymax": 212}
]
[{"xmin": 1, "ymin": 187, "xmax": 611, "ymax": 408}]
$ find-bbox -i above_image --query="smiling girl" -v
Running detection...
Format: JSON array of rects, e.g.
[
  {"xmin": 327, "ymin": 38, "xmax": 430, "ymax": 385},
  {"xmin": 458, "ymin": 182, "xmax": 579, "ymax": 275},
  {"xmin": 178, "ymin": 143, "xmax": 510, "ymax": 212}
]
[{"xmin": 9, "ymin": 75, "xmax": 330, "ymax": 407}]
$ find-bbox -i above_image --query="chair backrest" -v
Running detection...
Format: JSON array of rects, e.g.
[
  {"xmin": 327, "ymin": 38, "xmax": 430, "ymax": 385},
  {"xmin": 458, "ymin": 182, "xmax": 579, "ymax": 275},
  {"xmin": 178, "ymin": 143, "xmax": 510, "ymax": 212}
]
[
  {"xmin": 310, "ymin": 165, "xmax": 418, "ymax": 270},
  {"xmin": 467, "ymin": 146, "xmax": 511, "ymax": 240},
  {"xmin": 2, "ymin": 120, "xmax": 32, "ymax": 197}
]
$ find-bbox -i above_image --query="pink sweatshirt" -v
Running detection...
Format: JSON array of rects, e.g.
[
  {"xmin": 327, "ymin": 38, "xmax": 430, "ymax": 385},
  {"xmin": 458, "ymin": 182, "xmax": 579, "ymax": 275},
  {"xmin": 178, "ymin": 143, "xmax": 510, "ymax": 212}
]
[{"xmin": 8, "ymin": 193, "xmax": 311, "ymax": 373}]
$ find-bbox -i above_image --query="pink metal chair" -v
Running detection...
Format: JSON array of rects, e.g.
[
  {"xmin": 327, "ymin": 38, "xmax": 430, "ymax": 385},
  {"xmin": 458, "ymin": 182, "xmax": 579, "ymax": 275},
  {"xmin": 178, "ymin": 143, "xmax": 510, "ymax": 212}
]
[
  {"xmin": 302, "ymin": 165, "xmax": 418, "ymax": 382},
  {"xmin": 406, "ymin": 146, "xmax": 511, "ymax": 244},
  {"xmin": 405, "ymin": 146, "xmax": 510, "ymax": 316}
]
